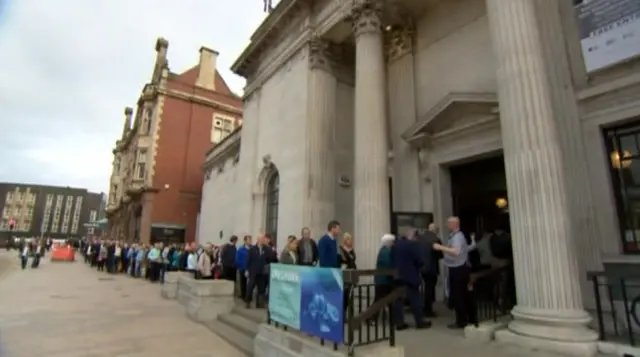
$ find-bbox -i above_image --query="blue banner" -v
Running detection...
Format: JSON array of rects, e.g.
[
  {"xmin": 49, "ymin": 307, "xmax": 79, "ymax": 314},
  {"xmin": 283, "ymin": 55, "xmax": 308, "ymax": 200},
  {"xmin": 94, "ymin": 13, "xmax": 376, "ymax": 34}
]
[{"xmin": 269, "ymin": 264, "xmax": 344, "ymax": 343}]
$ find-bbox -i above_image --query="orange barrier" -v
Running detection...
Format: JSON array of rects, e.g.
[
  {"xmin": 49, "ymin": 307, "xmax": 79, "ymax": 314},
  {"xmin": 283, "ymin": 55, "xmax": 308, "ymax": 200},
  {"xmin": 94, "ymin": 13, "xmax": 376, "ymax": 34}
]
[{"xmin": 50, "ymin": 245, "xmax": 75, "ymax": 262}]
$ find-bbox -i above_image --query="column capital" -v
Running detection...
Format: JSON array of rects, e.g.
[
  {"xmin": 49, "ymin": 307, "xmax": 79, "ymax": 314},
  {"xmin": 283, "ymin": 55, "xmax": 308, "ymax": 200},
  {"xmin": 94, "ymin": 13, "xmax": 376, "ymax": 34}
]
[
  {"xmin": 308, "ymin": 37, "xmax": 336, "ymax": 73},
  {"xmin": 351, "ymin": 0, "xmax": 383, "ymax": 38},
  {"xmin": 384, "ymin": 23, "xmax": 414, "ymax": 62}
]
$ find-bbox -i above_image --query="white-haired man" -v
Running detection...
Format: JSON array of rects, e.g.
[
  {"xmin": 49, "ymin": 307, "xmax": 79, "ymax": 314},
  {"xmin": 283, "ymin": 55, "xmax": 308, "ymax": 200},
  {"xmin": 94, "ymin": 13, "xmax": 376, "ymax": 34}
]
[{"xmin": 433, "ymin": 216, "xmax": 477, "ymax": 329}]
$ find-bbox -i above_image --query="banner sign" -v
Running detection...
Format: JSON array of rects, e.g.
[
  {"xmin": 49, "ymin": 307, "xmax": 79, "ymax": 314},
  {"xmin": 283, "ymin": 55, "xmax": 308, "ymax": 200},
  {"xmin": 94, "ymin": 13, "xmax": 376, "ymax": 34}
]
[
  {"xmin": 268, "ymin": 264, "xmax": 344, "ymax": 343},
  {"xmin": 575, "ymin": 0, "xmax": 640, "ymax": 72}
]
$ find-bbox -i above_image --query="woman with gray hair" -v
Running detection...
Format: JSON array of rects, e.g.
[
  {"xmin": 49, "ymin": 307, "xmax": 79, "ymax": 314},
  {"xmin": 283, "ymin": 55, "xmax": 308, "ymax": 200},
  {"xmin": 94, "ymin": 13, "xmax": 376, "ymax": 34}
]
[{"xmin": 368, "ymin": 234, "xmax": 395, "ymax": 324}]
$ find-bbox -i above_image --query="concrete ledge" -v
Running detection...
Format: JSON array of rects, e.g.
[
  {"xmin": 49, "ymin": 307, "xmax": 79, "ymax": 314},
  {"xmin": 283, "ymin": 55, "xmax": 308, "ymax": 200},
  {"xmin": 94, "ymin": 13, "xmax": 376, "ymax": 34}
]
[
  {"xmin": 174, "ymin": 274, "xmax": 234, "ymax": 323},
  {"xmin": 160, "ymin": 271, "xmax": 183, "ymax": 299},
  {"xmin": 464, "ymin": 321, "xmax": 508, "ymax": 343},
  {"xmin": 254, "ymin": 323, "xmax": 404, "ymax": 357},
  {"xmin": 495, "ymin": 329, "xmax": 598, "ymax": 357},
  {"xmin": 598, "ymin": 340, "xmax": 640, "ymax": 357}
]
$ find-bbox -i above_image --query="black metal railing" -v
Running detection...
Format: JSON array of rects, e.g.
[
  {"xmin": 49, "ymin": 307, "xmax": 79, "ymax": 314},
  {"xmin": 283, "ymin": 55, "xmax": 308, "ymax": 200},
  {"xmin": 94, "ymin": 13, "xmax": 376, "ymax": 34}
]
[
  {"xmin": 471, "ymin": 264, "xmax": 515, "ymax": 324},
  {"xmin": 266, "ymin": 269, "xmax": 401, "ymax": 356},
  {"xmin": 588, "ymin": 271, "xmax": 640, "ymax": 346}
]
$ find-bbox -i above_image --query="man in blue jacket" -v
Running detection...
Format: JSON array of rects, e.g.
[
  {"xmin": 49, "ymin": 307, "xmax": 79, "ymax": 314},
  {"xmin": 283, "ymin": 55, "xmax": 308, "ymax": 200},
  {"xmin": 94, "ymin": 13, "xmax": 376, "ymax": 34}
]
[
  {"xmin": 392, "ymin": 234, "xmax": 431, "ymax": 330},
  {"xmin": 318, "ymin": 220, "xmax": 341, "ymax": 268},
  {"xmin": 235, "ymin": 235, "xmax": 252, "ymax": 298}
]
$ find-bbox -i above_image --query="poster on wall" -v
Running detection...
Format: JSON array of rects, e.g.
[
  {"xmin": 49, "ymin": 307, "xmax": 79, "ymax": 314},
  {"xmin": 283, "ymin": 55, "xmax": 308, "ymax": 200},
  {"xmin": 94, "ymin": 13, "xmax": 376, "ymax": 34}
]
[{"xmin": 575, "ymin": 0, "xmax": 640, "ymax": 72}]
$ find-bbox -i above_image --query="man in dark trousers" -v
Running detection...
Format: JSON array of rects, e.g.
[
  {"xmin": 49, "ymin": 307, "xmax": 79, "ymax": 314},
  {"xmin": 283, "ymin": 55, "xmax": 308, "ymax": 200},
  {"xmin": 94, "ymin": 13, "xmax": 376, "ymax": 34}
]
[
  {"xmin": 392, "ymin": 234, "xmax": 431, "ymax": 330},
  {"xmin": 416, "ymin": 224, "xmax": 443, "ymax": 317},
  {"xmin": 245, "ymin": 234, "xmax": 275, "ymax": 308},
  {"xmin": 221, "ymin": 235, "xmax": 238, "ymax": 282}
]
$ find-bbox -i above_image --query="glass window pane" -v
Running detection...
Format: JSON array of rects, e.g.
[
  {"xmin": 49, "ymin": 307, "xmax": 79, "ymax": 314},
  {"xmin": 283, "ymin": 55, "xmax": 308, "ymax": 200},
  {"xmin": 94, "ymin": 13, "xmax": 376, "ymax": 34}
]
[{"xmin": 606, "ymin": 125, "xmax": 640, "ymax": 254}]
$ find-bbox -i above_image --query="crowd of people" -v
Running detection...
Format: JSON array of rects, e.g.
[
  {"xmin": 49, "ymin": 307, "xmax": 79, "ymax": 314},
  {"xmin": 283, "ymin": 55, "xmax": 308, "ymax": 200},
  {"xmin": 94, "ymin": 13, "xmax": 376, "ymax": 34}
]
[{"xmin": 77, "ymin": 216, "xmax": 512, "ymax": 333}]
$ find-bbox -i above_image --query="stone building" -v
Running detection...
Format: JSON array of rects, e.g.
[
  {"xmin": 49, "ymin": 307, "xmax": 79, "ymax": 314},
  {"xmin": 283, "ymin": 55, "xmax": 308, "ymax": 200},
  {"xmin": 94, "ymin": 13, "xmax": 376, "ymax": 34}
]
[
  {"xmin": 106, "ymin": 37, "xmax": 243, "ymax": 244},
  {"xmin": 0, "ymin": 182, "xmax": 104, "ymax": 240},
  {"xmin": 199, "ymin": 0, "xmax": 640, "ymax": 355}
]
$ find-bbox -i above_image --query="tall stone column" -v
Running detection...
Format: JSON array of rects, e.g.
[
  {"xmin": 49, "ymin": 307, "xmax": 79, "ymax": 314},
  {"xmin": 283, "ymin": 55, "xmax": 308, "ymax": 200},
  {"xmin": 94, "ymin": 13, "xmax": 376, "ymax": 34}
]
[
  {"xmin": 304, "ymin": 38, "xmax": 338, "ymax": 239},
  {"xmin": 486, "ymin": 0, "xmax": 598, "ymax": 355},
  {"xmin": 352, "ymin": 0, "xmax": 391, "ymax": 269},
  {"xmin": 386, "ymin": 24, "xmax": 421, "ymax": 213}
]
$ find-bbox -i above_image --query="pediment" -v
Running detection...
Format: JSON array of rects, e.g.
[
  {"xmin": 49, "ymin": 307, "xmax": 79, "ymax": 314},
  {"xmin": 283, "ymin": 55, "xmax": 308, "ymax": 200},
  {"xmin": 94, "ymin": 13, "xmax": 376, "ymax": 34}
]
[{"xmin": 402, "ymin": 92, "xmax": 498, "ymax": 144}]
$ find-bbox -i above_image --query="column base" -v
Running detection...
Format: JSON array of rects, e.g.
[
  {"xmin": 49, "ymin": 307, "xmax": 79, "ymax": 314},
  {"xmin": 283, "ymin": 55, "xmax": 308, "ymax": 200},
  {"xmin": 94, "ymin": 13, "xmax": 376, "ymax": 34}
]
[
  {"xmin": 495, "ymin": 329, "xmax": 598, "ymax": 357},
  {"xmin": 495, "ymin": 306, "xmax": 599, "ymax": 356}
]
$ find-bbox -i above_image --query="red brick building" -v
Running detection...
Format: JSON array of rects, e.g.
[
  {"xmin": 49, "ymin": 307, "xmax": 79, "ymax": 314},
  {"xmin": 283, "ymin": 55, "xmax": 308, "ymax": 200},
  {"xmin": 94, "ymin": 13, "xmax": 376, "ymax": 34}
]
[{"xmin": 106, "ymin": 37, "xmax": 242, "ymax": 244}]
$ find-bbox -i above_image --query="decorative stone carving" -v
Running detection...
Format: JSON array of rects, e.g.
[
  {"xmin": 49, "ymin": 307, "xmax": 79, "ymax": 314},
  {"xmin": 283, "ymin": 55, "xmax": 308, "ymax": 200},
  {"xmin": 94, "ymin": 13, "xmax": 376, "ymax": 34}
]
[
  {"xmin": 308, "ymin": 37, "xmax": 335, "ymax": 73},
  {"xmin": 417, "ymin": 148, "xmax": 431, "ymax": 182},
  {"xmin": 385, "ymin": 24, "xmax": 414, "ymax": 62},
  {"xmin": 351, "ymin": 0, "xmax": 383, "ymax": 38}
]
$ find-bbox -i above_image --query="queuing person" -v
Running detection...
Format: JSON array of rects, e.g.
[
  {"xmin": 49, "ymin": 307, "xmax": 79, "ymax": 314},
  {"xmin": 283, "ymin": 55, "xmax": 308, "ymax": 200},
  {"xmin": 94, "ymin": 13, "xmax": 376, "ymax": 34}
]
[
  {"xmin": 197, "ymin": 244, "xmax": 214, "ymax": 279},
  {"xmin": 369, "ymin": 234, "xmax": 395, "ymax": 324},
  {"xmin": 186, "ymin": 245, "xmax": 198, "ymax": 273},
  {"xmin": 340, "ymin": 233, "xmax": 357, "ymax": 315},
  {"xmin": 297, "ymin": 227, "xmax": 318, "ymax": 266},
  {"xmin": 97, "ymin": 243, "xmax": 108, "ymax": 271},
  {"xmin": 236, "ymin": 235, "xmax": 251, "ymax": 298},
  {"xmin": 433, "ymin": 216, "xmax": 478, "ymax": 329},
  {"xmin": 392, "ymin": 233, "xmax": 430, "ymax": 330},
  {"xmin": 114, "ymin": 242, "xmax": 123, "ymax": 273},
  {"xmin": 318, "ymin": 220, "xmax": 341, "ymax": 268},
  {"xmin": 147, "ymin": 243, "xmax": 162, "ymax": 282},
  {"xmin": 160, "ymin": 244, "xmax": 171, "ymax": 283},
  {"xmin": 135, "ymin": 245, "xmax": 146, "ymax": 277},
  {"xmin": 221, "ymin": 236, "xmax": 238, "ymax": 282},
  {"xmin": 279, "ymin": 236, "xmax": 299, "ymax": 264},
  {"xmin": 245, "ymin": 234, "xmax": 276, "ymax": 308},
  {"xmin": 416, "ymin": 224, "xmax": 443, "ymax": 317}
]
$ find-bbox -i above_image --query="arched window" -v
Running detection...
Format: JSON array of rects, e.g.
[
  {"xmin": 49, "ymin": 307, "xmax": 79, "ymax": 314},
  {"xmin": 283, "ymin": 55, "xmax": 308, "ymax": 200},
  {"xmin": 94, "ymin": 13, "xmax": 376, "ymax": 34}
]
[{"xmin": 265, "ymin": 171, "xmax": 279, "ymax": 242}]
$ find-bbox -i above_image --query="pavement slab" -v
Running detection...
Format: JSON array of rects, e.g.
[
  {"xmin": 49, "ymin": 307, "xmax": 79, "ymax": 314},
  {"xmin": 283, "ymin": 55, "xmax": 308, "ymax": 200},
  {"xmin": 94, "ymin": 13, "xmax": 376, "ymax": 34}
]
[{"xmin": 0, "ymin": 252, "xmax": 245, "ymax": 357}]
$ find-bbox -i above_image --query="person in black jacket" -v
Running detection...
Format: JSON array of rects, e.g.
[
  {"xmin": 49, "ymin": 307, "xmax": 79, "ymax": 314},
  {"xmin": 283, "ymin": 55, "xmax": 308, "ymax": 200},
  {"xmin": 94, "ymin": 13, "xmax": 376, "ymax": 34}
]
[
  {"xmin": 245, "ymin": 234, "xmax": 276, "ymax": 308},
  {"xmin": 221, "ymin": 236, "xmax": 238, "ymax": 281},
  {"xmin": 415, "ymin": 225, "xmax": 443, "ymax": 317},
  {"xmin": 296, "ymin": 227, "xmax": 318, "ymax": 266}
]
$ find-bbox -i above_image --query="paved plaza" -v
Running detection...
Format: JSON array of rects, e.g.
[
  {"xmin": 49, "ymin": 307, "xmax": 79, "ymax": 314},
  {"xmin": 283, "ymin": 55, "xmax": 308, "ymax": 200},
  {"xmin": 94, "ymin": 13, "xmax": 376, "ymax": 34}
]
[
  {"xmin": 0, "ymin": 252, "xmax": 244, "ymax": 357},
  {"xmin": 0, "ymin": 251, "xmax": 608, "ymax": 357}
]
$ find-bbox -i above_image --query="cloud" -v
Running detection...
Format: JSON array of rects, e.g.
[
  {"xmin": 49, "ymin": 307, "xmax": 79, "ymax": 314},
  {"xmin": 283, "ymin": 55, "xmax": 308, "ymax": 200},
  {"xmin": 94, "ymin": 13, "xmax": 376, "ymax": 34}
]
[{"xmin": 0, "ymin": 0, "xmax": 268, "ymax": 193}]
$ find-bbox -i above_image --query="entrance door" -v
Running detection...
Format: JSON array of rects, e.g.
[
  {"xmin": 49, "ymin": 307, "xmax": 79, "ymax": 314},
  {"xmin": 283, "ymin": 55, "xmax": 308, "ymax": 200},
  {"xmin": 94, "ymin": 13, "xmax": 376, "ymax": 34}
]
[{"xmin": 449, "ymin": 155, "xmax": 510, "ymax": 238}]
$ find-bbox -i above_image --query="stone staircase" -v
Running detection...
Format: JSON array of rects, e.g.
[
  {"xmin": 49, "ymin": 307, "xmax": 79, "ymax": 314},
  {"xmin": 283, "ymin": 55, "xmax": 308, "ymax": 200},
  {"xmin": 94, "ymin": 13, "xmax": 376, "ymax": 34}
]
[{"xmin": 205, "ymin": 302, "xmax": 266, "ymax": 356}]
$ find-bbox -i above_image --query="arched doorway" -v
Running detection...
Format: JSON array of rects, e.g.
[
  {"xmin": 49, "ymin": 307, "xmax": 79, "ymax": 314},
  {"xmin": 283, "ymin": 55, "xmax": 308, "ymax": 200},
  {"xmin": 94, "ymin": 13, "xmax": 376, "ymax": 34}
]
[{"xmin": 265, "ymin": 171, "xmax": 279, "ymax": 242}]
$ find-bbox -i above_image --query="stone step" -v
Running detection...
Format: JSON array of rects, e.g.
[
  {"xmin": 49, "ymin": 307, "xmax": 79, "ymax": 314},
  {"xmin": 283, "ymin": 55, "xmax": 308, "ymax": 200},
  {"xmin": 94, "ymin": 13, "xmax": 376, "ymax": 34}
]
[
  {"xmin": 232, "ymin": 304, "xmax": 267, "ymax": 324},
  {"xmin": 204, "ymin": 319, "xmax": 253, "ymax": 357},
  {"xmin": 219, "ymin": 312, "xmax": 260, "ymax": 337}
]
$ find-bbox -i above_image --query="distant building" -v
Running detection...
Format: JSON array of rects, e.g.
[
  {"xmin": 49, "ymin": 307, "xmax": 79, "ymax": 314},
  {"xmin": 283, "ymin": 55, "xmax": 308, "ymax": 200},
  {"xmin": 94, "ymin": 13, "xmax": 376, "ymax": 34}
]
[
  {"xmin": 105, "ymin": 37, "xmax": 243, "ymax": 244},
  {"xmin": 0, "ymin": 182, "xmax": 104, "ymax": 240}
]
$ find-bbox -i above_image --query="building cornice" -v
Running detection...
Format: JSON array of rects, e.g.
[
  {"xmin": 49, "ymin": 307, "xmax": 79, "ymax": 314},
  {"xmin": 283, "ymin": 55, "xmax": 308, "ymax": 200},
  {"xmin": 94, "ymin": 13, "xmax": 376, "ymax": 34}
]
[
  {"xmin": 203, "ymin": 127, "xmax": 242, "ymax": 171},
  {"xmin": 231, "ymin": 0, "xmax": 310, "ymax": 78},
  {"xmin": 242, "ymin": 29, "xmax": 312, "ymax": 98}
]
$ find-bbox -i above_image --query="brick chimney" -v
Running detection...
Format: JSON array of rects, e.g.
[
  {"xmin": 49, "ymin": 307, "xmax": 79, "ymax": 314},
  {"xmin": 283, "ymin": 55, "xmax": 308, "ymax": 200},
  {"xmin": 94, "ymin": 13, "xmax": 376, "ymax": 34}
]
[
  {"xmin": 196, "ymin": 46, "xmax": 218, "ymax": 91},
  {"xmin": 122, "ymin": 107, "xmax": 133, "ymax": 137}
]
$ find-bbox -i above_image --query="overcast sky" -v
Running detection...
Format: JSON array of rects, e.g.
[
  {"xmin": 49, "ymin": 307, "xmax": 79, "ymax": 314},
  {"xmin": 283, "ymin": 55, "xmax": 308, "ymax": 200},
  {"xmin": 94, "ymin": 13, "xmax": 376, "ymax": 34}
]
[{"xmin": 0, "ymin": 0, "xmax": 269, "ymax": 194}]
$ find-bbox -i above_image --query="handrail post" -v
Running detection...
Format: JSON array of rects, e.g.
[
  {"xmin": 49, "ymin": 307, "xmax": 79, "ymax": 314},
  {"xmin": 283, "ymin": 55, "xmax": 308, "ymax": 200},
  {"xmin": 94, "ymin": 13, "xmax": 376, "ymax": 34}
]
[
  {"xmin": 347, "ymin": 284, "xmax": 355, "ymax": 356},
  {"xmin": 591, "ymin": 274, "xmax": 605, "ymax": 340}
]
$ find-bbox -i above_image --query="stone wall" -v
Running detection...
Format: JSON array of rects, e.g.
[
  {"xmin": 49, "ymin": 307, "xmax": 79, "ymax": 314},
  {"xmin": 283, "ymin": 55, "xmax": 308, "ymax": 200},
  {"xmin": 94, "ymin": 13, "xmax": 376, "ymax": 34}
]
[{"xmin": 161, "ymin": 271, "xmax": 234, "ymax": 322}]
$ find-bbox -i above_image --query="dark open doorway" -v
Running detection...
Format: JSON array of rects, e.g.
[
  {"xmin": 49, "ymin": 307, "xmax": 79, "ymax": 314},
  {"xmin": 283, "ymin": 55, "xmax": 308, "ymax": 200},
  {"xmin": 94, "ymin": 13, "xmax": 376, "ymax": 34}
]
[{"xmin": 449, "ymin": 154, "xmax": 510, "ymax": 238}]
